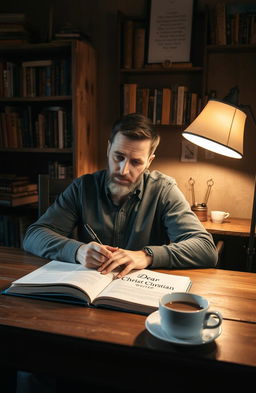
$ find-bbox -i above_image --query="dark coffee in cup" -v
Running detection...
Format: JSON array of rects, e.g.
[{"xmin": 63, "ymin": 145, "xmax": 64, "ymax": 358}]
[
  {"xmin": 160, "ymin": 293, "xmax": 223, "ymax": 339},
  {"xmin": 164, "ymin": 301, "xmax": 203, "ymax": 312}
]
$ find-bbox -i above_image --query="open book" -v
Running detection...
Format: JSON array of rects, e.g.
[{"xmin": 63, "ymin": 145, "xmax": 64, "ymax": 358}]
[{"xmin": 3, "ymin": 260, "xmax": 192, "ymax": 314}]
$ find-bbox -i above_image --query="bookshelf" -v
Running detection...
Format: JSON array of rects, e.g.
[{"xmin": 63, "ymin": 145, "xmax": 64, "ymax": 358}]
[
  {"xmin": 0, "ymin": 39, "xmax": 98, "ymax": 178},
  {"xmin": 118, "ymin": 10, "xmax": 206, "ymax": 130},
  {"xmin": 0, "ymin": 39, "xmax": 98, "ymax": 247}
]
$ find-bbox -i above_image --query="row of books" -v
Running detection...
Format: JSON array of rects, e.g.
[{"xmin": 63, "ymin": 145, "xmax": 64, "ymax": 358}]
[
  {"xmin": 0, "ymin": 58, "xmax": 71, "ymax": 98},
  {"xmin": 122, "ymin": 19, "xmax": 146, "ymax": 69},
  {"xmin": 0, "ymin": 175, "xmax": 38, "ymax": 208},
  {"xmin": 208, "ymin": 2, "xmax": 256, "ymax": 45},
  {"xmin": 0, "ymin": 105, "xmax": 72, "ymax": 149},
  {"xmin": 123, "ymin": 83, "xmax": 202, "ymax": 126},
  {"xmin": 48, "ymin": 161, "xmax": 73, "ymax": 179}
]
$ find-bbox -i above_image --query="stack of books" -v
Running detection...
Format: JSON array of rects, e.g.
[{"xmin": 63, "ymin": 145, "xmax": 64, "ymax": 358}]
[
  {"xmin": 54, "ymin": 22, "xmax": 89, "ymax": 41},
  {"xmin": 0, "ymin": 175, "xmax": 38, "ymax": 207},
  {"xmin": 0, "ymin": 13, "xmax": 30, "ymax": 45}
]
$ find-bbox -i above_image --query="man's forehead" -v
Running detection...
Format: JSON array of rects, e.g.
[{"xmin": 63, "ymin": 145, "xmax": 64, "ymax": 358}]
[{"xmin": 110, "ymin": 133, "xmax": 151, "ymax": 154}]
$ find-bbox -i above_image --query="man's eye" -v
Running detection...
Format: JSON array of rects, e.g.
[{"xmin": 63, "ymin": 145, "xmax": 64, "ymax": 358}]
[
  {"xmin": 114, "ymin": 155, "xmax": 124, "ymax": 162},
  {"xmin": 132, "ymin": 160, "xmax": 141, "ymax": 166}
]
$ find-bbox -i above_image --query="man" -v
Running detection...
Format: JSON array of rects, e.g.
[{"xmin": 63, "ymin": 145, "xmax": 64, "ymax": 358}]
[{"xmin": 23, "ymin": 113, "xmax": 217, "ymax": 273}]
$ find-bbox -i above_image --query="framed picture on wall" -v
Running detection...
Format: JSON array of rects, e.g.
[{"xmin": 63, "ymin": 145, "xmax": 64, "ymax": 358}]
[
  {"xmin": 181, "ymin": 140, "xmax": 198, "ymax": 162},
  {"xmin": 147, "ymin": 0, "xmax": 194, "ymax": 64}
]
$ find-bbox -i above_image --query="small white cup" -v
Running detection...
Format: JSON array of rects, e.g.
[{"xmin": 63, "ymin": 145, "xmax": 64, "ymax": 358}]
[
  {"xmin": 159, "ymin": 292, "xmax": 222, "ymax": 340},
  {"xmin": 211, "ymin": 210, "xmax": 230, "ymax": 224}
]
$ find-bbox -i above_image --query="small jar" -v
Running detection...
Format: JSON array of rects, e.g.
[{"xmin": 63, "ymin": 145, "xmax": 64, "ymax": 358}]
[{"xmin": 191, "ymin": 204, "xmax": 208, "ymax": 222}]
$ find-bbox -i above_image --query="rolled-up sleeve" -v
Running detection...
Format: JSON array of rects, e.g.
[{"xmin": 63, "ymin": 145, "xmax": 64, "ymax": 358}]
[{"xmin": 147, "ymin": 180, "xmax": 218, "ymax": 269}]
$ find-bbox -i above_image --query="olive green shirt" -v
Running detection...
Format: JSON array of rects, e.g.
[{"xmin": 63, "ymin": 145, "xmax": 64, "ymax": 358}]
[{"xmin": 23, "ymin": 170, "xmax": 217, "ymax": 269}]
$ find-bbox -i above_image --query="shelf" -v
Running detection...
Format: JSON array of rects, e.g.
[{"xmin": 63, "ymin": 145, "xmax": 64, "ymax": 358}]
[
  {"xmin": 0, "ymin": 96, "xmax": 72, "ymax": 103},
  {"xmin": 206, "ymin": 44, "xmax": 256, "ymax": 53},
  {"xmin": 0, "ymin": 40, "xmax": 74, "ymax": 53},
  {"xmin": 121, "ymin": 66, "xmax": 203, "ymax": 74},
  {"xmin": 155, "ymin": 124, "xmax": 185, "ymax": 132},
  {"xmin": 0, "ymin": 148, "xmax": 72, "ymax": 153}
]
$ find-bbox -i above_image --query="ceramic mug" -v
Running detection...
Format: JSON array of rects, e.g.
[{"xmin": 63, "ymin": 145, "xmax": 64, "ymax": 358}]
[
  {"xmin": 159, "ymin": 292, "xmax": 222, "ymax": 339},
  {"xmin": 211, "ymin": 210, "xmax": 230, "ymax": 223}
]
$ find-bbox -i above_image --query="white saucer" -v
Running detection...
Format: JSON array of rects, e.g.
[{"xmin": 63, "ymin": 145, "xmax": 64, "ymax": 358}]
[{"xmin": 145, "ymin": 310, "xmax": 222, "ymax": 346}]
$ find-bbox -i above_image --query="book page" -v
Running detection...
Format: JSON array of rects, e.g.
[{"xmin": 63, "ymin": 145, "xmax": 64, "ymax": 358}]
[
  {"xmin": 93, "ymin": 269, "xmax": 191, "ymax": 312},
  {"xmin": 11, "ymin": 260, "xmax": 114, "ymax": 303}
]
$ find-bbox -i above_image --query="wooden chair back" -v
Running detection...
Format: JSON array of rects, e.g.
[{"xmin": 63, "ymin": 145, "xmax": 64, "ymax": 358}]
[{"xmin": 38, "ymin": 174, "xmax": 72, "ymax": 217}]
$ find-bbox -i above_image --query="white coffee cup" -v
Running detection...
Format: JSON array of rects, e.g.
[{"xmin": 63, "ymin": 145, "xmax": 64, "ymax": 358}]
[
  {"xmin": 211, "ymin": 210, "xmax": 230, "ymax": 223},
  {"xmin": 159, "ymin": 292, "xmax": 222, "ymax": 340}
]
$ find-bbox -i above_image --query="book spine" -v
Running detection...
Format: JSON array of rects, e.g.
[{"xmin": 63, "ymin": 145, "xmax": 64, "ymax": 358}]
[
  {"xmin": 155, "ymin": 88, "xmax": 163, "ymax": 125},
  {"xmin": 161, "ymin": 88, "xmax": 172, "ymax": 125},
  {"xmin": 133, "ymin": 27, "xmax": 145, "ymax": 69},
  {"xmin": 141, "ymin": 88, "xmax": 149, "ymax": 117},
  {"xmin": 215, "ymin": 2, "xmax": 227, "ymax": 45},
  {"xmin": 176, "ymin": 86, "xmax": 188, "ymax": 125},
  {"xmin": 123, "ymin": 83, "xmax": 137, "ymax": 114},
  {"xmin": 123, "ymin": 19, "xmax": 134, "ymax": 69}
]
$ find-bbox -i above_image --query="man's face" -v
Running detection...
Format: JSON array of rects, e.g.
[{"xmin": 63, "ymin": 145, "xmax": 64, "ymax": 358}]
[{"xmin": 107, "ymin": 133, "xmax": 155, "ymax": 194}]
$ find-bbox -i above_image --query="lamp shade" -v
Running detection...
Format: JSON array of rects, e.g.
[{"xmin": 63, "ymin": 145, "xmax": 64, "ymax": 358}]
[{"xmin": 182, "ymin": 99, "xmax": 247, "ymax": 159}]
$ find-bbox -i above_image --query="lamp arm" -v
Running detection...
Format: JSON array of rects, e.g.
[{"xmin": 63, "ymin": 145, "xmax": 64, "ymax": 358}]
[
  {"xmin": 239, "ymin": 104, "xmax": 256, "ymax": 127},
  {"xmin": 247, "ymin": 175, "xmax": 256, "ymax": 272},
  {"xmin": 240, "ymin": 104, "xmax": 256, "ymax": 271}
]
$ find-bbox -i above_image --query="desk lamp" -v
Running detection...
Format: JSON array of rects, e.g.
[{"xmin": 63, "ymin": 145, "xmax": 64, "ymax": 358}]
[{"xmin": 182, "ymin": 87, "xmax": 256, "ymax": 272}]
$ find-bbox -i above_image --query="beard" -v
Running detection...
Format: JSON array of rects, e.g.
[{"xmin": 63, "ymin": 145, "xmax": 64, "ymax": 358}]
[{"xmin": 106, "ymin": 169, "xmax": 144, "ymax": 205}]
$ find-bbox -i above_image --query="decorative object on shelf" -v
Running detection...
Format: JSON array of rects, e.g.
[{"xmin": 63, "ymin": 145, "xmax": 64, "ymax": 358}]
[
  {"xmin": 148, "ymin": 0, "xmax": 194, "ymax": 63},
  {"xmin": 182, "ymin": 86, "xmax": 256, "ymax": 272},
  {"xmin": 188, "ymin": 177, "xmax": 214, "ymax": 222}
]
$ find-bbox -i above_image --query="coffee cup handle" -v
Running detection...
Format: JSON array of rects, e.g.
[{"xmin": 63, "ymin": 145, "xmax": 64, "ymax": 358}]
[
  {"xmin": 203, "ymin": 311, "xmax": 223, "ymax": 329},
  {"xmin": 224, "ymin": 212, "xmax": 229, "ymax": 219}
]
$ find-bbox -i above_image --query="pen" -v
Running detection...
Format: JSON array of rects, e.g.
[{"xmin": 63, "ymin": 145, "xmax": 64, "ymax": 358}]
[
  {"xmin": 85, "ymin": 223, "xmax": 120, "ymax": 279},
  {"xmin": 84, "ymin": 224, "xmax": 103, "ymax": 244}
]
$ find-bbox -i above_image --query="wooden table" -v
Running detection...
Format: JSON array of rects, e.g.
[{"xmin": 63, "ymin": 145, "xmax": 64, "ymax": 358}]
[
  {"xmin": 203, "ymin": 217, "xmax": 254, "ymax": 271},
  {"xmin": 0, "ymin": 247, "xmax": 256, "ymax": 392},
  {"xmin": 203, "ymin": 217, "xmax": 251, "ymax": 237}
]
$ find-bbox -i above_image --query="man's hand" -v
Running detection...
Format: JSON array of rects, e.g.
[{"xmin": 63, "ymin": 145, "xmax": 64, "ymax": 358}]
[
  {"xmin": 76, "ymin": 243, "xmax": 117, "ymax": 269},
  {"xmin": 98, "ymin": 248, "xmax": 153, "ymax": 278}
]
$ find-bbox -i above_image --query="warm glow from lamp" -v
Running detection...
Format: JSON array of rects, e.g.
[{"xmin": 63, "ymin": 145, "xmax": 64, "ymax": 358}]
[{"xmin": 182, "ymin": 99, "xmax": 247, "ymax": 159}]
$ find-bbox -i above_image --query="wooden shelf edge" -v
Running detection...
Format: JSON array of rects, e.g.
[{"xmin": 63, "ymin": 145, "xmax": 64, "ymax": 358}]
[
  {"xmin": 0, "ymin": 148, "xmax": 72, "ymax": 153},
  {"xmin": 120, "ymin": 66, "xmax": 203, "ymax": 74},
  {"xmin": 0, "ymin": 96, "xmax": 72, "ymax": 102},
  {"xmin": 207, "ymin": 44, "xmax": 256, "ymax": 53}
]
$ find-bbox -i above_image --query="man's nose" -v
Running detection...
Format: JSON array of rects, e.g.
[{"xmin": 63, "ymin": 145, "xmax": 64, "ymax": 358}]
[{"xmin": 119, "ymin": 160, "xmax": 130, "ymax": 175}]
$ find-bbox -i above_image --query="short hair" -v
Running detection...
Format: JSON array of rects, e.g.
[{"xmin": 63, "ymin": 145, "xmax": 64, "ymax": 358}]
[{"xmin": 109, "ymin": 113, "xmax": 160, "ymax": 155}]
